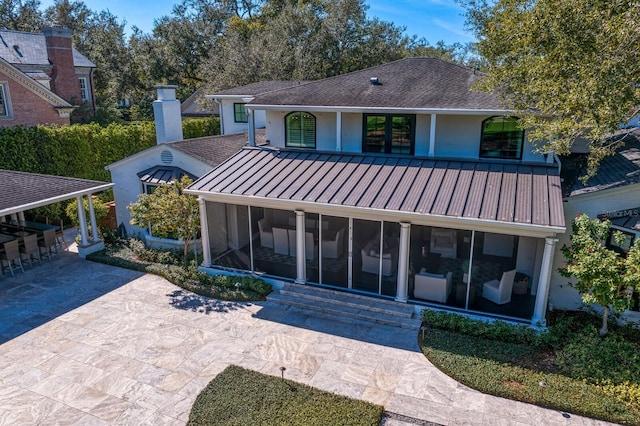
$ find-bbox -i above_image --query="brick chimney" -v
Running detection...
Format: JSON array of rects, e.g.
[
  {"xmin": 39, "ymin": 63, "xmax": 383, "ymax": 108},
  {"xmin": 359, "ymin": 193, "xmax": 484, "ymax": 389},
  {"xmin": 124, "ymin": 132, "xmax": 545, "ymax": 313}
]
[
  {"xmin": 43, "ymin": 27, "xmax": 81, "ymax": 103},
  {"xmin": 153, "ymin": 85, "xmax": 184, "ymax": 144}
]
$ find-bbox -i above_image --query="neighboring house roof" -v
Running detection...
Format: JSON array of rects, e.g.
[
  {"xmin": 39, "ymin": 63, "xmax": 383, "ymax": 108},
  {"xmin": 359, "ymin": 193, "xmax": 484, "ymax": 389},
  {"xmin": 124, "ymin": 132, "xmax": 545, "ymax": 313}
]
[
  {"xmin": 0, "ymin": 29, "xmax": 95, "ymax": 68},
  {"xmin": 249, "ymin": 58, "xmax": 508, "ymax": 112},
  {"xmin": 212, "ymin": 81, "xmax": 308, "ymax": 97},
  {"xmin": 181, "ymin": 87, "xmax": 219, "ymax": 117},
  {"xmin": 188, "ymin": 148, "xmax": 565, "ymax": 234},
  {"xmin": 0, "ymin": 57, "xmax": 73, "ymax": 109},
  {"xmin": 0, "ymin": 169, "xmax": 112, "ymax": 217},
  {"xmin": 568, "ymin": 130, "xmax": 640, "ymax": 197}
]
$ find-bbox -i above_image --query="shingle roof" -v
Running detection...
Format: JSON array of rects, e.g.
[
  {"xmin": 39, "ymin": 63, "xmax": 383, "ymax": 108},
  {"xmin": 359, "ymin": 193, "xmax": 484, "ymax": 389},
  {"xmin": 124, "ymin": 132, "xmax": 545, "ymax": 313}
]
[
  {"xmin": 0, "ymin": 29, "xmax": 95, "ymax": 68},
  {"xmin": 568, "ymin": 130, "xmax": 640, "ymax": 197},
  {"xmin": 0, "ymin": 170, "xmax": 112, "ymax": 216},
  {"xmin": 170, "ymin": 130, "xmax": 264, "ymax": 167},
  {"xmin": 188, "ymin": 148, "xmax": 565, "ymax": 232},
  {"xmin": 250, "ymin": 58, "xmax": 507, "ymax": 111},
  {"xmin": 213, "ymin": 81, "xmax": 309, "ymax": 96}
]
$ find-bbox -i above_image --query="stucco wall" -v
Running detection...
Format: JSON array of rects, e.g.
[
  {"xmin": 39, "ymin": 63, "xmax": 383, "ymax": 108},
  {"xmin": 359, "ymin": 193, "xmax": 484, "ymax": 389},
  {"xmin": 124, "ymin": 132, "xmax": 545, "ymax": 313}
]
[{"xmin": 220, "ymin": 100, "xmax": 265, "ymax": 135}]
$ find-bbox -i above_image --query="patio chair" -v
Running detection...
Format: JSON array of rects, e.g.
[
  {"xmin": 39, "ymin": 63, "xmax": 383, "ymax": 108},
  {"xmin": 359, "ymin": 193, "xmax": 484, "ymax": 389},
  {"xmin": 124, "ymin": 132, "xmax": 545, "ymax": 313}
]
[
  {"xmin": 38, "ymin": 229, "xmax": 59, "ymax": 261},
  {"xmin": 272, "ymin": 227, "xmax": 289, "ymax": 255},
  {"xmin": 258, "ymin": 218, "xmax": 273, "ymax": 249},
  {"xmin": 53, "ymin": 219, "xmax": 68, "ymax": 249},
  {"xmin": 321, "ymin": 228, "xmax": 344, "ymax": 259},
  {"xmin": 429, "ymin": 229, "xmax": 457, "ymax": 259},
  {"xmin": 1, "ymin": 240, "xmax": 25, "ymax": 276},
  {"xmin": 482, "ymin": 269, "xmax": 517, "ymax": 305},
  {"xmin": 19, "ymin": 234, "xmax": 41, "ymax": 268}
]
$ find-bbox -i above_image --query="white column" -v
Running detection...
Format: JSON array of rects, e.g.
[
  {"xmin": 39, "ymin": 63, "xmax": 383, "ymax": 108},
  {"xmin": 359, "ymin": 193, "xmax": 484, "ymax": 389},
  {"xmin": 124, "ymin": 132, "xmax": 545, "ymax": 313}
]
[
  {"xmin": 531, "ymin": 238, "xmax": 558, "ymax": 326},
  {"xmin": 348, "ymin": 217, "xmax": 353, "ymax": 289},
  {"xmin": 295, "ymin": 210, "xmax": 306, "ymax": 283},
  {"xmin": 9, "ymin": 213, "xmax": 18, "ymax": 223},
  {"xmin": 395, "ymin": 222, "xmax": 411, "ymax": 303},
  {"xmin": 247, "ymin": 108, "xmax": 255, "ymax": 146},
  {"xmin": 429, "ymin": 114, "xmax": 437, "ymax": 157},
  {"xmin": 17, "ymin": 211, "xmax": 26, "ymax": 226},
  {"xmin": 76, "ymin": 196, "xmax": 89, "ymax": 246},
  {"xmin": 198, "ymin": 197, "xmax": 211, "ymax": 267},
  {"xmin": 87, "ymin": 195, "xmax": 99, "ymax": 242},
  {"xmin": 336, "ymin": 111, "xmax": 342, "ymax": 151}
]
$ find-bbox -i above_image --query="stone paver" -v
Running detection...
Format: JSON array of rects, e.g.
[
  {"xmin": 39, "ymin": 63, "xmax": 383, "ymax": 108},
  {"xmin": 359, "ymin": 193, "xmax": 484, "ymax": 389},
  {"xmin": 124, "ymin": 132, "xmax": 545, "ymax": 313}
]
[{"xmin": 0, "ymin": 243, "xmax": 615, "ymax": 425}]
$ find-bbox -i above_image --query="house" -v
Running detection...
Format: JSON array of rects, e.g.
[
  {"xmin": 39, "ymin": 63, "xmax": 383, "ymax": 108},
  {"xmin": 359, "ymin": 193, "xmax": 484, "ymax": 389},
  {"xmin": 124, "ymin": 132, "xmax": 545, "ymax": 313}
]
[
  {"xmin": 207, "ymin": 81, "xmax": 307, "ymax": 136},
  {"xmin": 0, "ymin": 27, "xmax": 96, "ymax": 127},
  {"xmin": 550, "ymin": 129, "xmax": 640, "ymax": 323},
  {"xmin": 181, "ymin": 87, "xmax": 219, "ymax": 118},
  {"xmin": 184, "ymin": 57, "xmax": 567, "ymax": 326},
  {"xmin": 106, "ymin": 86, "xmax": 252, "ymax": 248}
]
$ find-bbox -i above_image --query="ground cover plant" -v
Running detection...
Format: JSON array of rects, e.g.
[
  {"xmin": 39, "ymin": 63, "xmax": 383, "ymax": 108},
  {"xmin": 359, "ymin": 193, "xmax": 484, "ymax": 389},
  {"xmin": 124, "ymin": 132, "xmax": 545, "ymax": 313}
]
[
  {"xmin": 87, "ymin": 238, "xmax": 271, "ymax": 302},
  {"xmin": 188, "ymin": 365, "xmax": 383, "ymax": 426},
  {"xmin": 420, "ymin": 310, "xmax": 640, "ymax": 425}
]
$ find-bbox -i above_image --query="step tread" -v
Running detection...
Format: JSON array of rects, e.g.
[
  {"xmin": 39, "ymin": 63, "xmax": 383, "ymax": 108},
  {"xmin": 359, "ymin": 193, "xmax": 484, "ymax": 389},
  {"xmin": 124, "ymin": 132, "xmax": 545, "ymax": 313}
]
[{"xmin": 267, "ymin": 291, "xmax": 421, "ymax": 330}]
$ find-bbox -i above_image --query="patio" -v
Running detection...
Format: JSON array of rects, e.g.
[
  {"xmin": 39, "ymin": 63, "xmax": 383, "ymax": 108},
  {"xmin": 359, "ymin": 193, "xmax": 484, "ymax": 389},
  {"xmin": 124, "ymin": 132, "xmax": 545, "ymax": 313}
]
[{"xmin": 0, "ymin": 244, "xmax": 605, "ymax": 424}]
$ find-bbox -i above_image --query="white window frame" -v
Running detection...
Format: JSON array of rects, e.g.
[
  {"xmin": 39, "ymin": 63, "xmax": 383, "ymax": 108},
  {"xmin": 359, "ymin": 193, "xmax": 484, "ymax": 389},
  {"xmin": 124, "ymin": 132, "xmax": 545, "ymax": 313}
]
[
  {"xmin": 79, "ymin": 77, "xmax": 90, "ymax": 102},
  {"xmin": 0, "ymin": 83, "xmax": 13, "ymax": 118}
]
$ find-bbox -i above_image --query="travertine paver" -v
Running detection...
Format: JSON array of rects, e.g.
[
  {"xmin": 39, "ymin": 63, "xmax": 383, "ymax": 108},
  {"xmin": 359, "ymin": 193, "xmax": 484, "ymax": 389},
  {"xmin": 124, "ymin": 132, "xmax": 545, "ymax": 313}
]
[{"xmin": 0, "ymin": 243, "xmax": 615, "ymax": 425}]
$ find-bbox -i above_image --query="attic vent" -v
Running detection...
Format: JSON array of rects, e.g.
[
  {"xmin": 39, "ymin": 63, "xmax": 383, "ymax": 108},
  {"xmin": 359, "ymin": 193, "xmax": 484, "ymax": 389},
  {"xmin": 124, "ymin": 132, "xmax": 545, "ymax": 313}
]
[
  {"xmin": 160, "ymin": 150, "xmax": 173, "ymax": 165},
  {"xmin": 13, "ymin": 45, "xmax": 23, "ymax": 57},
  {"xmin": 370, "ymin": 77, "xmax": 381, "ymax": 85}
]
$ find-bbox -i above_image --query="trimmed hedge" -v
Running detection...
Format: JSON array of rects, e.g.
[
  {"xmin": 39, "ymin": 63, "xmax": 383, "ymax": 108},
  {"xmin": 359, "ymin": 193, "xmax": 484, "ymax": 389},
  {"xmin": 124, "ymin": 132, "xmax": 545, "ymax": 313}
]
[{"xmin": 189, "ymin": 365, "xmax": 382, "ymax": 426}]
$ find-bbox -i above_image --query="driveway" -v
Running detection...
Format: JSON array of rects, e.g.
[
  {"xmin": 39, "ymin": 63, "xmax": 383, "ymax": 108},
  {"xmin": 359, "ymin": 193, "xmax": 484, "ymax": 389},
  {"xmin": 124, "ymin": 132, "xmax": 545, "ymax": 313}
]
[{"xmin": 0, "ymin": 247, "xmax": 612, "ymax": 425}]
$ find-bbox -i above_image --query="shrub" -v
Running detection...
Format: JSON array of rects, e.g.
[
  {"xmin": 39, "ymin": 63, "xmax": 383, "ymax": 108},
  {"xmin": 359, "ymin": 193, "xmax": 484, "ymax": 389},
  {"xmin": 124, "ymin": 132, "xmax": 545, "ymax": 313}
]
[{"xmin": 182, "ymin": 117, "xmax": 220, "ymax": 139}]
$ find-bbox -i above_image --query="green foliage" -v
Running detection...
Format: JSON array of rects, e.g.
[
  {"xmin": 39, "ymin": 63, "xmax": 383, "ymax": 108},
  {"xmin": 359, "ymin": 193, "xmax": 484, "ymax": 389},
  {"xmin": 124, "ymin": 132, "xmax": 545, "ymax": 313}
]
[
  {"xmin": 127, "ymin": 176, "xmax": 201, "ymax": 259},
  {"xmin": 419, "ymin": 309, "xmax": 640, "ymax": 424},
  {"xmin": 65, "ymin": 197, "xmax": 109, "ymax": 230},
  {"xmin": 559, "ymin": 214, "xmax": 640, "ymax": 335},
  {"xmin": 189, "ymin": 365, "xmax": 382, "ymax": 425},
  {"xmin": 462, "ymin": 0, "xmax": 640, "ymax": 178},
  {"xmin": 181, "ymin": 117, "xmax": 220, "ymax": 139}
]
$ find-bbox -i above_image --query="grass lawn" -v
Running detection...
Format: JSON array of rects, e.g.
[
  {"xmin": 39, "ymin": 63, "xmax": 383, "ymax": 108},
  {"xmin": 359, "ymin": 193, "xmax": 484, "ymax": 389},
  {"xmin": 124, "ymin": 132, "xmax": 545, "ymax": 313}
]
[
  {"xmin": 87, "ymin": 239, "xmax": 272, "ymax": 302},
  {"xmin": 420, "ymin": 310, "xmax": 640, "ymax": 425},
  {"xmin": 188, "ymin": 365, "xmax": 383, "ymax": 426}
]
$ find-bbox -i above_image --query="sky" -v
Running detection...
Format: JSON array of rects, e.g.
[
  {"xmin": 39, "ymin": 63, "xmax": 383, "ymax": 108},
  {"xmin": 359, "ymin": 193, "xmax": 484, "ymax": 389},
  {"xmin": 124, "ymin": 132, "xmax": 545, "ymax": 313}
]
[{"xmin": 39, "ymin": 0, "xmax": 475, "ymax": 45}]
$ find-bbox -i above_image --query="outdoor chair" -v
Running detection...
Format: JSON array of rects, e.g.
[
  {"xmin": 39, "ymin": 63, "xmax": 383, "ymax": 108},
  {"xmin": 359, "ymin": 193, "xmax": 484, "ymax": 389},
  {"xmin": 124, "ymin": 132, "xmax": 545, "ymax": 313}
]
[
  {"xmin": 321, "ymin": 228, "xmax": 344, "ymax": 259},
  {"xmin": 272, "ymin": 227, "xmax": 289, "ymax": 255},
  {"xmin": 1, "ymin": 240, "xmax": 25, "ymax": 277},
  {"xmin": 54, "ymin": 219, "xmax": 68, "ymax": 249},
  {"xmin": 482, "ymin": 269, "xmax": 517, "ymax": 305},
  {"xmin": 38, "ymin": 229, "xmax": 59, "ymax": 261},
  {"xmin": 429, "ymin": 229, "xmax": 457, "ymax": 259},
  {"xmin": 19, "ymin": 234, "xmax": 41, "ymax": 268},
  {"xmin": 258, "ymin": 218, "xmax": 273, "ymax": 249}
]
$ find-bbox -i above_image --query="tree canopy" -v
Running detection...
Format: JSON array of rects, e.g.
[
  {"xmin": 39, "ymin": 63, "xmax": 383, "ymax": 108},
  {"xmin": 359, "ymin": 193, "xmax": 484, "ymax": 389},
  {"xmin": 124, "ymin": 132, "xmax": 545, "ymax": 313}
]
[{"xmin": 461, "ymin": 0, "xmax": 640, "ymax": 178}]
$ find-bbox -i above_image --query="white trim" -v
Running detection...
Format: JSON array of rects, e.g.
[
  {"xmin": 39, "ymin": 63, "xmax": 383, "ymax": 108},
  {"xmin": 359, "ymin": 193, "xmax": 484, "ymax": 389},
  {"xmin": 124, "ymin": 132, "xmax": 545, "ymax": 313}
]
[
  {"xmin": 0, "ymin": 82, "xmax": 13, "ymax": 117},
  {"xmin": 0, "ymin": 183, "xmax": 113, "ymax": 217},
  {"xmin": 0, "ymin": 57, "xmax": 73, "ymax": 108},
  {"xmin": 248, "ymin": 104, "xmax": 518, "ymax": 115},
  {"xmin": 79, "ymin": 76, "xmax": 90, "ymax": 102},
  {"xmin": 184, "ymin": 190, "xmax": 565, "ymax": 238},
  {"xmin": 208, "ymin": 94, "xmax": 256, "ymax": 101}
]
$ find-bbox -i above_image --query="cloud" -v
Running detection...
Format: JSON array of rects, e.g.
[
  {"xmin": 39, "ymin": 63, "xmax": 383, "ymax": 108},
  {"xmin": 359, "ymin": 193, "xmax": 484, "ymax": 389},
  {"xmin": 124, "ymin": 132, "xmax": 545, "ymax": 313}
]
[{"xmin": 433, "ymin": 17, "xmax": 475, "ymax": 40}]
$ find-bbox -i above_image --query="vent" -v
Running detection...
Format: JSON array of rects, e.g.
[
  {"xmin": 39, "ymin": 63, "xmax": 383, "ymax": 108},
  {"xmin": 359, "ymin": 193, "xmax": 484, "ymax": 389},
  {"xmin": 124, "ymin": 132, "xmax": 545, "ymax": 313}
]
[
  {"xmin": 160, "ymin": 150, "xmax": 173, "ymax": 164},
  {"xmin": 370, "ymin": 77, "xmax": 381, "ymax": 85},
  {"xmin": 13, "ymin": 45, "xmax": 23, "ymax": 58}
]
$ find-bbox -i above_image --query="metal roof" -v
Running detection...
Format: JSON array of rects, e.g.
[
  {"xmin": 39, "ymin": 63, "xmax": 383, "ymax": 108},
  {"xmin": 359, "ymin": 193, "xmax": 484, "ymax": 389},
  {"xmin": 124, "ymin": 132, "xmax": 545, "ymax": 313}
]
[
  {"xmin": 187, "ymin": 148, "xmax": 565, "ymax": 234},
  {"xmin": 0, "ymin": 170, "xmax": 112, "ymax": 217},
  {"xmin": 138, "ymin": 166, "xmax": 196, "ymax": 185}
]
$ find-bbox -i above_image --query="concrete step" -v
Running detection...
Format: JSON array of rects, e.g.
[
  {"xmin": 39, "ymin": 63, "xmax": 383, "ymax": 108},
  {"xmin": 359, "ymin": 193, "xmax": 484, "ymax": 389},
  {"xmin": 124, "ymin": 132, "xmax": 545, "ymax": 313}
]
[
  {"xmin": 278, "ymin": 283, "xmax": 415, "ymax": 319},
  {"xmin": 267, "ymin": 285, "xmax": 421, "ymax": 330}
]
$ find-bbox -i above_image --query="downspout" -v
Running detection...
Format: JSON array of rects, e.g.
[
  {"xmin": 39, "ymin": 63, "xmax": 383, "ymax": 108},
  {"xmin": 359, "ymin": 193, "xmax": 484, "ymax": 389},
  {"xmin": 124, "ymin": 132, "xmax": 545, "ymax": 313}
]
[{"xmin": 89, "ymin": 67, "xmax": 96, "ymax": 112}]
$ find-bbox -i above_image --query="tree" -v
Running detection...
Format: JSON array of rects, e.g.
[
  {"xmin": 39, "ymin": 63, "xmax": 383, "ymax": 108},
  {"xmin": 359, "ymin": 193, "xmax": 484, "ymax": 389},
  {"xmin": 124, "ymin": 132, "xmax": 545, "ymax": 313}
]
[
  {"xmin": 461, "ymin": 0, "xmax": 640, "ymax": 179},
  {"xmin": 559, "ymin": 213, "xmax": 640, "ymax": 336},
  {"xmin": 0, "ymin": 0, "xmax": 44, "ymax": 31},
  {"xmin": 127, "ymin": 176, "xmax": 201, "ymax": 260}
]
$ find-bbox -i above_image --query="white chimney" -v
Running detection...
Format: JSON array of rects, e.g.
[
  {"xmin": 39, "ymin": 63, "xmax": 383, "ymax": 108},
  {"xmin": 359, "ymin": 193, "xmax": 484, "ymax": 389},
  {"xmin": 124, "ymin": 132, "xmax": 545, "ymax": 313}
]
[{"xmin": 153, "ymin": 85, "xmax": 183, "ymax": 144}]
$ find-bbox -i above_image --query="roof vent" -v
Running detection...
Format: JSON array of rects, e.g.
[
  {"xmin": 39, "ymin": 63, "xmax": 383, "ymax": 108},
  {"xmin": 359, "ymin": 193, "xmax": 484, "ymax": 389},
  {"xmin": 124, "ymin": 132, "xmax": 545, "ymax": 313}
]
[
  {"xmin": 370, "ymin": 77, "xmax": 381, "ymax": 85},
  {"xmin": 13, "ymin": 45, "xmax": 23, "ymax": 58},
  {"xmin": 160, "ymin": 150, "xmax": 173, "ymax": 165}
]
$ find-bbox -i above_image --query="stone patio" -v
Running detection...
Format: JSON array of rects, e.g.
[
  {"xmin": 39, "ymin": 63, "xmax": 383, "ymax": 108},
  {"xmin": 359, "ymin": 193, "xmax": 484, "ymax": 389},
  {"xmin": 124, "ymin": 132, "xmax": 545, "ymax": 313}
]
[{"xmin": 0, "ymin": 243, "xmax": 614, "ymax": 425}]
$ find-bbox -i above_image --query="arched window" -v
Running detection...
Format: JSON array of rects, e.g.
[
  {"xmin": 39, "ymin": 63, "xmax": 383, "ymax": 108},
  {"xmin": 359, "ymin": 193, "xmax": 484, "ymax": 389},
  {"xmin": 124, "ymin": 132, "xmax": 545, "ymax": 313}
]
[
  {"xmin": 479, "ymin": 116, "xmax": 524, "ymax": 160},
  {"xmin": 285, "ymin": 112, "xmax": 316, "ymax": 148}
]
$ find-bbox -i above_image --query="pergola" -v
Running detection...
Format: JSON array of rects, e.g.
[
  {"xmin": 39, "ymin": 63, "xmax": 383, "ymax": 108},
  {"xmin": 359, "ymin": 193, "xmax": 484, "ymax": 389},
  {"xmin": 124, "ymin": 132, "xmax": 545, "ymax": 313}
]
[{"xmin": 0, "ymin": 170, "xmax": 113, "ymax": 258}]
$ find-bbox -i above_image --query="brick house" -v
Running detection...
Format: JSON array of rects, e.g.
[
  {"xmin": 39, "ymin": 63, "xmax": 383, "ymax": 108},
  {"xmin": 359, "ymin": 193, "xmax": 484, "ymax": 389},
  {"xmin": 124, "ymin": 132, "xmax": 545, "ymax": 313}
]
[{"xmin": 0, "ymin": 27, "xmax": 96, "ymax": 127}]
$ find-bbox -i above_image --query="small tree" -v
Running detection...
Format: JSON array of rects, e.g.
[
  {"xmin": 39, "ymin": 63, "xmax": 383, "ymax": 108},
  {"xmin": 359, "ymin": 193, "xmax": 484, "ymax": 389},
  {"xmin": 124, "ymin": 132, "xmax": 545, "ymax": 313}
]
[
  {"xmin": 128, "ymin": 176, "xmax": 200, "ymax": 260},
  {"xmin": 559, "ymin": 213, "xmax": 640, "ymax": 336}
]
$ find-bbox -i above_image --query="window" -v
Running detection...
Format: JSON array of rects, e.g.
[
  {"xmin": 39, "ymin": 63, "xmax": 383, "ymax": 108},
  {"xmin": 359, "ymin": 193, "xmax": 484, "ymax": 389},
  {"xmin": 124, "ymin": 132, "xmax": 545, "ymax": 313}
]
[
  {"xmin": 0, "ymin": 84, "xmax": 10, "ymax": 117},
  {"xmin": 79, "ymin": 77, "xmax": 89, "ymax": 102},
  {"xmin": 363, "ymin": 114, "xmax": 415, "ymax": 155},
  {"xmin": 479, "ymin": 116, "xmax": 524, "ymax": 159},
  {"xmin": 234, "ymin": 103, "xmax": 248, "ymax": 123},
  {"xmin": 285, "ymin": 111, "xmax": 316, "ymax": 148},
  {"xmin": 606, "ymin": 229, "xmax": 635, "ymax": 254}
]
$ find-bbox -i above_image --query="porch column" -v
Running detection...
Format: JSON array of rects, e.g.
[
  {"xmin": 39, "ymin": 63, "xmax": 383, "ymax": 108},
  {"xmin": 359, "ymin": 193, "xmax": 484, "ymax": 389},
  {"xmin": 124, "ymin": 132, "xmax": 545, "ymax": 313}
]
[
  {"xmin": 395, "ymin": 222, "xmax": 411, "ymax": 303},
  {"xmin": 87, "ymin": 195, "xmax": 99, "ymax": 242},
  {"xmin": 336, "ymin": 111, "xmax": 342, "ymax": 151},
  {"xmin": 295, "ymin": 210, "xmax": 306, "ymax": 283},
  {"xmin": 247, "ymin": 108, "xmax": 255, "ymax": 146},
  {"xmin": 198, "ymin": 197, "xmax": 211, "ymax": 267},
  {"xmin": 429, "ymin": 114, "xmax": 437, "ymax": 157},
  {"xmin": 17, "ymin": 211, "xmax": 26, "ymax": 226},
  {"xmin": 531, "ymin": 237, "xmax": 558, "ymax": 326},
  {"xmin": 76, "ymin": 196, "xmax": 89, "ymax": 246}
]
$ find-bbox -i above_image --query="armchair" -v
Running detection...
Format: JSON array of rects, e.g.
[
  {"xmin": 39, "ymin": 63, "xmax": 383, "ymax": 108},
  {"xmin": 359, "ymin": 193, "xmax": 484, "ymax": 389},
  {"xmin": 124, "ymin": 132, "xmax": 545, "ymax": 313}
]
[
  {"xmin": 321, "ymin": 228, "xmax": 345, "ymax": 259},
  {"xmin": 429, "ymin": 229, "xmax": 457, "ymax": 259},
  {"xmin": 414, "ymin": 270, "xmax": 452, "ymax": 303},
  {"xmin": 258, "ymin": 218, "xmax": 273, "ymax": 249},
  {"xmin": 482, "ymin": 269, "xmax": 516, "ymax": 305},
  {"xmin": 360, "ymin": 238, "xmax": 398, "ymax": 276}
]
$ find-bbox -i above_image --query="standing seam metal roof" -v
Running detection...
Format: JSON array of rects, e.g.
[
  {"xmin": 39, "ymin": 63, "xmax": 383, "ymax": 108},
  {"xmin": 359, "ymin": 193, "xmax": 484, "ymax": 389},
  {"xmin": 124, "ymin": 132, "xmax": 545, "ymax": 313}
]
[{"xmin": 188, "ymin": 148, "xmax": 565, "ymax": 229}]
